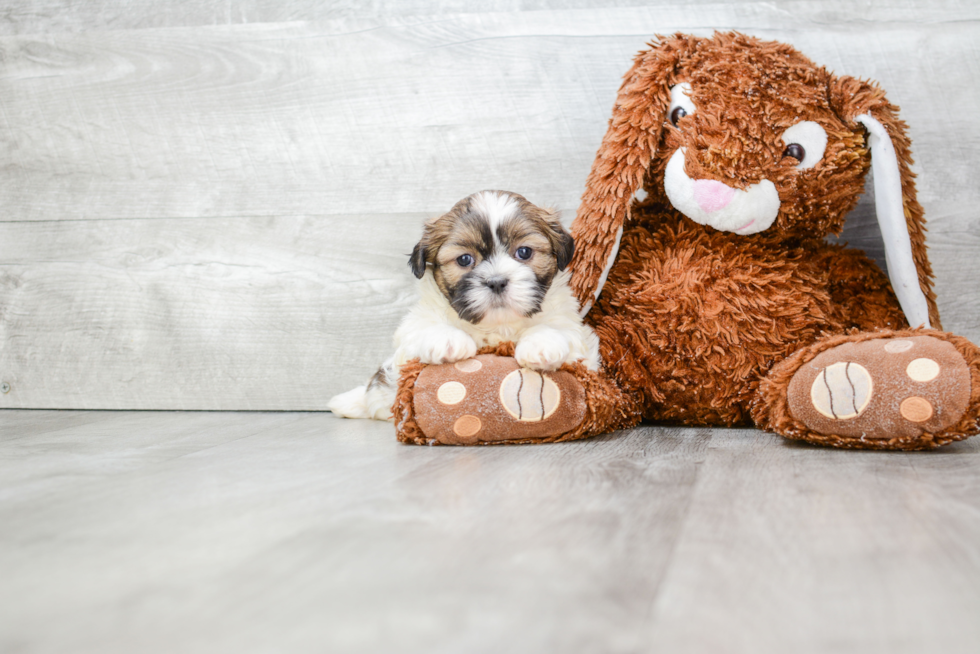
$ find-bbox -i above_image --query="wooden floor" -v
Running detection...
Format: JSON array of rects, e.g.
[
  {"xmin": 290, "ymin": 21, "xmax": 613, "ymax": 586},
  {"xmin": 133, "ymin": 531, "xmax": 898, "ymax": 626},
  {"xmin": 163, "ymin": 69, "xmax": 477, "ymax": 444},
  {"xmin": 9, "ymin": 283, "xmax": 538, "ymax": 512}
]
[{"xmin": 2, "ymin": 410, "xmax": 979, "ymax": 653}]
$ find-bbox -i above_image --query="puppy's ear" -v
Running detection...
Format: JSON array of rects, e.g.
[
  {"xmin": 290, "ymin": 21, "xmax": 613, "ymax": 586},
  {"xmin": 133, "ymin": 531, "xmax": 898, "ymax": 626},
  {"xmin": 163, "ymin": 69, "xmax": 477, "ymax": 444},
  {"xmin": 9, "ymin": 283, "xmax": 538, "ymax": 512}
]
[
  {"xmin": 829, "ymin": 75, "xmax": 939, "ymax": 330},
  {"xmin": 570, "ymin": 33, "xmax": 699, "ymax": 315},
  {"xmin": 409, "ymin": 241, "xmax": 427, "ymax": 279},
  {"xmin": 409, "ymin": 209, "xmax": 459, "ymax": 279},
  {"xmin": 555, "ymin": 230, "xmax": 575, "ymax": 272},
  {"xmin": 547, "ymin": 216, "xmax": 575, "ymax": 271}
]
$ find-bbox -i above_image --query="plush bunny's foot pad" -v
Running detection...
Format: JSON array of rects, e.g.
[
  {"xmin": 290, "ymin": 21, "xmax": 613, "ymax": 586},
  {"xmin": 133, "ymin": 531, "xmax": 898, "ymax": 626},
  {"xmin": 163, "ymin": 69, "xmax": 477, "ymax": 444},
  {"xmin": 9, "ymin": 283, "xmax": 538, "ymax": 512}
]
[
  {"xmin": 757, "ymin": 330, "xmax": 980, "ymax": 450},
  {"xmin": 393, "ymin": 345, "xmax": 640, "ymax": 446},
  {"xmin": 407, "ymin": 355, "xmax": 586, "ymax": 444}
]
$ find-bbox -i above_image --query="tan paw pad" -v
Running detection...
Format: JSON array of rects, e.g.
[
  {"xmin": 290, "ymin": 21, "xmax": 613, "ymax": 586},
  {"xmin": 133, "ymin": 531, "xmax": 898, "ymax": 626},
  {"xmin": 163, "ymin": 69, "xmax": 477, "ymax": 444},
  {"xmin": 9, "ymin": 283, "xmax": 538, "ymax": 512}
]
[
  {"xmin": 809, "ymin": 362, "xmax": 873, "ymax": 420},
  {"xmin": 906, "ymin": 358, "xmax": 939, "ymax": 382},
  {"xmin": 499, "ymin": 369, "xmax": 561, "ymax": 422},
  {"xmin": 454, "ymin": 359, "xmax": 483, "ymax": 373},
  {"xmin": 900, "ymin": 397, "xmax": 933, "ymax": 423},
  {"xmin": 437, "ymin": 381, "xmax": 466, "ymax": 405},
  {"xmin": 453, "ymin": 415, "xmax": 483, "ymax": 440}
]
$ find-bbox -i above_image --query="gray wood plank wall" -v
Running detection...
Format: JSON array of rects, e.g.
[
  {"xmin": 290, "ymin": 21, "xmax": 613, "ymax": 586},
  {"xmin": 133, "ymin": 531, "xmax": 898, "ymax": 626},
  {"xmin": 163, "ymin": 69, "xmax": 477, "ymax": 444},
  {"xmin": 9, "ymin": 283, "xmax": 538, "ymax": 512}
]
[{"xmin": 1, "ymin": 1, "xmax": 978, "ymax": 409}]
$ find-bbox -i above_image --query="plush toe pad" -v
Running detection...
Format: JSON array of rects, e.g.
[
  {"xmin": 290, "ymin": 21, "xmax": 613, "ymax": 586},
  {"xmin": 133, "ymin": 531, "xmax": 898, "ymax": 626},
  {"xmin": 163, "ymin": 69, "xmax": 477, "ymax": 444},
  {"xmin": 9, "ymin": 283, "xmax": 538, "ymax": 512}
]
[
  {"xmin": 787, "ymin": 336, "xmax": 971, "ymax": 440},
  {"xmin": 412, "ymin": 354, "xmax": 587, "ymax": 444}
]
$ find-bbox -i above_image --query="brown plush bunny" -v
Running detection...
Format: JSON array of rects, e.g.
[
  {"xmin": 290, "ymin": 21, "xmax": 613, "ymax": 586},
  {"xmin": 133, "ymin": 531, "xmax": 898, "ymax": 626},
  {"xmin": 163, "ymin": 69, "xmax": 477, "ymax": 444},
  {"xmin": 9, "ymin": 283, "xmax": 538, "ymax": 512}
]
[{"xmin": 394, "ymin": 32, "xmax": 980, "ymax": 450}]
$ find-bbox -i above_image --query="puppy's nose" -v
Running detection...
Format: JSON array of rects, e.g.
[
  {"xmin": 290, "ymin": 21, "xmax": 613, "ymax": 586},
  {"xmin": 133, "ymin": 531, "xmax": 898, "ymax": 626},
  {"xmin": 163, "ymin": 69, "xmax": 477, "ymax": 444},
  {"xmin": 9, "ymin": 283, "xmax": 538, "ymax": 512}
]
[
  {"xmin": 692, "ymin": 179, "xmax": 735, "ymax": 213},
  {"xmin": 486, "ymin": 277, "xmax": 509, "ymax": 294}
]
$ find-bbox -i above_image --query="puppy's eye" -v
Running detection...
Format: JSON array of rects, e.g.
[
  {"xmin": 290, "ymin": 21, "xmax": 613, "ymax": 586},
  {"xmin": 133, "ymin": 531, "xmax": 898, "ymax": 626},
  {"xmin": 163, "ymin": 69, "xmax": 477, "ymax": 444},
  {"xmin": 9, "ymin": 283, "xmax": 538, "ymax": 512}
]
[
  {"xmin": 515, "ymin": 246, "xmax": 533, "ymax": 261},
  {"xmin": 667, "ymin": 82, "xmax": 695, "ymax": 129},
  {"xmin": 779, "ymin": 121, "xmax": 827, "ymax": 170},
  {"xmin": 456, "ymin": 254, "xmax": 474, "ymax": 267},
  {"xmin": 783, "ymin": 143, "xmax": 805, "ymax": 161}
]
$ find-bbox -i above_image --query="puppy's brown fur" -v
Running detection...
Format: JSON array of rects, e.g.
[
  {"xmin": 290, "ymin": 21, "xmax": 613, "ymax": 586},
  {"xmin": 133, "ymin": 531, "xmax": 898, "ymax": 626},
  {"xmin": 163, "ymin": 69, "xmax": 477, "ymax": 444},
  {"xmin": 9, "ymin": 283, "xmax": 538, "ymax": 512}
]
[{"xmin": 410, "ymin": 191, "xmax": 574, "ymax": 319}]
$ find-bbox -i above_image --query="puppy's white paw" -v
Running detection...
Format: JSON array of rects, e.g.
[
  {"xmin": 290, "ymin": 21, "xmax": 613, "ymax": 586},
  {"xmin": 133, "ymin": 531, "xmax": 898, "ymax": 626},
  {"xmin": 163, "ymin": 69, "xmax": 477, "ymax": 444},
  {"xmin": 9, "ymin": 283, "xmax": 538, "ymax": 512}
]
[
  {"xmin": 418, "ymin": 327, "xmax": 478, "ymax": 364},
  {"xmin": 515, "ymin": 331, "xmax": 571, "ymax": 371}
]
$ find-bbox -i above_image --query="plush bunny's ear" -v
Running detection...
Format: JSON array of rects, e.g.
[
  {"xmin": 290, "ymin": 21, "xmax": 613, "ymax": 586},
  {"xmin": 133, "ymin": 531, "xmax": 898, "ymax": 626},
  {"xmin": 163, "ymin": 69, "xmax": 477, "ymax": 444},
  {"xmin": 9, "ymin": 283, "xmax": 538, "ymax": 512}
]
[
  {"xmin": 831, "ymin": 76, "xmax": 940, "ymax": 330},
  {"xmin": 570, "ymin": 34, "xmax": 698, "ymax": 315}
]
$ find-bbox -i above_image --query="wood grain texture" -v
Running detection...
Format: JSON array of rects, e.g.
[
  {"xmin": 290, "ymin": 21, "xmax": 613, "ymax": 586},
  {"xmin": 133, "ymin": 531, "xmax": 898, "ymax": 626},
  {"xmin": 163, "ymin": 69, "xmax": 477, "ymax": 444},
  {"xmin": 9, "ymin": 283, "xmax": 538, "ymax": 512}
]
[
  {"xmin": 1, "ymin": 412, "xmax": 978, "ymax": 653},
  {"xmin": 2, "ymin": 5, "xmax": 979, "ymax": 220},
  {"xmin": 0, "ymin": 2, "xmax": 978, "ymax": 409},
  {"xmin": 646, "ymin": 431, "xmax": 980, "ymax": 653},
  {"xmin": 0, "ymin": 214, "xmax": 429, "ymax": 409},
  {"xmin": 5, "ymin": 0, "xmax": 978, "ymax": 35}
]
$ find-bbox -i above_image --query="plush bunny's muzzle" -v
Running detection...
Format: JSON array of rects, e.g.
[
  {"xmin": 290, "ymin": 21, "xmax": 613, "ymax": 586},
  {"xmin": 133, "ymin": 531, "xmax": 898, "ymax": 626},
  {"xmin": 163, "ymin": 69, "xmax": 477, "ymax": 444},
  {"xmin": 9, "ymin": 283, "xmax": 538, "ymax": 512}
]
[{"xmin": 663, "ymin": 148, "xmax": 781, "ymax": 235}]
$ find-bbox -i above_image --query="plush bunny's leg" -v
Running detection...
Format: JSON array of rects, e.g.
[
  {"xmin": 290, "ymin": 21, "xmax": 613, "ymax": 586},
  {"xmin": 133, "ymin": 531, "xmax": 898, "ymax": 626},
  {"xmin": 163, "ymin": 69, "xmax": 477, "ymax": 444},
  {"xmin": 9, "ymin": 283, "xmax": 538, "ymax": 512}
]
[
  {"xmin": 753, "ymin": 329, "xmax": 980, "ymax": 450},
  {"xmin": 393, "ymin": 343, "xmax": 640, "ymax": 445}
]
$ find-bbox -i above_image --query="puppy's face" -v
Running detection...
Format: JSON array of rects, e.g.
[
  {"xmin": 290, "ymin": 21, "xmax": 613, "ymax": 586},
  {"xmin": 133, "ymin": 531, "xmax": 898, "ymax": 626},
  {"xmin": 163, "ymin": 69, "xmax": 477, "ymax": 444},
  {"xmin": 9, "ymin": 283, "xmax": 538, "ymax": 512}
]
[{"xmin": 410, "ymin": 190, "xmax": 574, "ymax": 324}]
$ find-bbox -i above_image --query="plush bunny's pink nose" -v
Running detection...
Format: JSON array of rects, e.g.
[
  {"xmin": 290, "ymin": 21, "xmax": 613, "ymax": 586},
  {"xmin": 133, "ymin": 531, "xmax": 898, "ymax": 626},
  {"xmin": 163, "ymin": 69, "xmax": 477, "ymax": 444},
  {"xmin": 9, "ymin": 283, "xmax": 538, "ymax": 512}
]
[{"xmin": 692, "ymin": 180, "xmax": 734, "ymax": 213}]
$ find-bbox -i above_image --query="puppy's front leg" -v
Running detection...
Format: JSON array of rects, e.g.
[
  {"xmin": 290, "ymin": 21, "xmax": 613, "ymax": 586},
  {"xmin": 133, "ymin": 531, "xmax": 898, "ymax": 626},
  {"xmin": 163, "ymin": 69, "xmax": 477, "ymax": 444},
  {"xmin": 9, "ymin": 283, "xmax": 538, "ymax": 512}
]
[
  {"xmin": 515, "ymin": 326, "xmax": 573, "ymax": 371},
  {"xmin": 399, "ymin": 325, "xmax": 478, "ymax": 365}
]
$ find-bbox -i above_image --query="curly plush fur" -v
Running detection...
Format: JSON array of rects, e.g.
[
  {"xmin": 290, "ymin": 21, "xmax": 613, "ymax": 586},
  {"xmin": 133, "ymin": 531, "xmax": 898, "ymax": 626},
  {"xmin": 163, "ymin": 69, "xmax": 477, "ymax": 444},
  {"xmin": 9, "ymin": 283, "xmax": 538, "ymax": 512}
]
[
  {"xmin": 572, "ymin": 32, "xmax": 938, "ymax": 327},
  {"xmin": 394, "ymin": 32, "xmax": 980, "ymax": 450}
]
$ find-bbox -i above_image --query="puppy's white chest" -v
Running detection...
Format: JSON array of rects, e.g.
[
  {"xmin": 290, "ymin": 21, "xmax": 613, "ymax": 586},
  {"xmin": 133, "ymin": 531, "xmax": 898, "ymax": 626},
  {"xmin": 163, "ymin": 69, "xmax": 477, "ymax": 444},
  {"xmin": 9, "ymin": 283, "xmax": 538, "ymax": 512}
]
[{"xmin": 483, "ymin": 326, "xmax": 518, "ymax": 346}]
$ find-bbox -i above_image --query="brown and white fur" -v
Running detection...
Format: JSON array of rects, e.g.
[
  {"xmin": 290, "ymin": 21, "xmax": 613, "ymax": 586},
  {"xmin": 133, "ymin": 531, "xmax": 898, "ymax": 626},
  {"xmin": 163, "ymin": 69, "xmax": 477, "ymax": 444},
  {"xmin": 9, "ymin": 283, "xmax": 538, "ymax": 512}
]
[{"xmin": 328, "ymin": 190, "xmax": 600, "ymax": 420}]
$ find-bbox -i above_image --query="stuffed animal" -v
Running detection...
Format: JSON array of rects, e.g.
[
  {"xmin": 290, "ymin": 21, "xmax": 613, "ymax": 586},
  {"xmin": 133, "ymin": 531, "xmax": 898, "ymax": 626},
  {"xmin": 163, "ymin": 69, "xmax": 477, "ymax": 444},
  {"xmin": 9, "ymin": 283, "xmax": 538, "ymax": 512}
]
[{"xmin": 394, "ymin": 31, "xmax": 980, "ymax": 450}]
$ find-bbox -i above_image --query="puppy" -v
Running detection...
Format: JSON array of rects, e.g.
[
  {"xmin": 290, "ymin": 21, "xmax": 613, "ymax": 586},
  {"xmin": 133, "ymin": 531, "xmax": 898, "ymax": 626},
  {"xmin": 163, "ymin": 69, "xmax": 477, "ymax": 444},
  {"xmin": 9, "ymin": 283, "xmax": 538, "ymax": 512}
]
[{"xmin": 328, "ymin": 190, "xmax": 601, "ymax": 420}]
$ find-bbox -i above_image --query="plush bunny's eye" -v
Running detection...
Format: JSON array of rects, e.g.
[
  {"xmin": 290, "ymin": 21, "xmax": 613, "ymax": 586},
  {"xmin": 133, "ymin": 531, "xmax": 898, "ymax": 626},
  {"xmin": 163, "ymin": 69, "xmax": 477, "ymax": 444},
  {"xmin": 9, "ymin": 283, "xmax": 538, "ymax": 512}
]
[
  {"xmin": 780, "ymin": 121, "xmax": 827, "ymax": 170},
  {"xmin": 668, "ymin": 83, "xmax": 696, "ymax": 128},
  {"xmin": 783, "ymin": 143, "xmax": 805, "ymax": 161}
]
